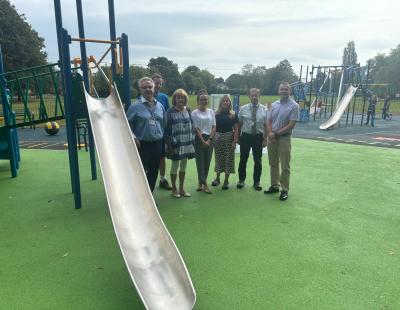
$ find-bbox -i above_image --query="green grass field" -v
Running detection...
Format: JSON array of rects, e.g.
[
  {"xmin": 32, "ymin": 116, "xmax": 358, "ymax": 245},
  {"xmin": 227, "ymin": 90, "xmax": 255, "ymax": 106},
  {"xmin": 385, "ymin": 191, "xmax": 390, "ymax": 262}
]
[{"xmin": 1, "ymin": 139, "xmax": 400, "ymax": 309}]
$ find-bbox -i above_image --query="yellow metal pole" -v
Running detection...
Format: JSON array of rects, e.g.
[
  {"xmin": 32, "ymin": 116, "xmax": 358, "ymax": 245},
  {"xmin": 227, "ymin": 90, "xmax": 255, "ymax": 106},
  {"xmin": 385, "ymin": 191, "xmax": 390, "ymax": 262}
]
[{"xmin": 109, "ymin": 67, "xmax": 113, "ymax": 92}]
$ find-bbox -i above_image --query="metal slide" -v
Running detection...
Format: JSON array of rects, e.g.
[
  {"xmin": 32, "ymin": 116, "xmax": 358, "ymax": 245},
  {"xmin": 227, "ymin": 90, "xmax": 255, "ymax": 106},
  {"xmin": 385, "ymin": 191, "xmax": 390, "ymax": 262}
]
[
  {"xmin": 319, "ymin": 85, "xmax": 358, "ymax": 130},
  {"xmin": 83, "ymin": 85, "xmax": 196, "ymax": 310}
]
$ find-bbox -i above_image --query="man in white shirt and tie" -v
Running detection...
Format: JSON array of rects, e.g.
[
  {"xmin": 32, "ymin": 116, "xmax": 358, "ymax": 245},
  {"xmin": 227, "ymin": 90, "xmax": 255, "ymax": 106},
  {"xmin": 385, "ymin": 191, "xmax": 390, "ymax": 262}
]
[{"xmin": 237, "ymin": 88, "xmax": 268, "ymax": 191}]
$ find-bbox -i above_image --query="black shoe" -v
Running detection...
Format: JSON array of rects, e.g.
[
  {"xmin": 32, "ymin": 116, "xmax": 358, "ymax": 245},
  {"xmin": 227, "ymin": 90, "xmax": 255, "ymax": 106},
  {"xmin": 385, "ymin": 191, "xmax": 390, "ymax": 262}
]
[
  {"xmin": 222, "ymin": 182, "xmax": 229, "ymax": 190},
  {"xmin": 211, "ymin": 179, "xmax": 220, "ymax": 186},
  {"xmin": 237, "ymin": 181, "xmax": 245, "ymax": 189},
  {"xmin": 264, "ymin": 186, "xmax": 280, "ymax": 194},
  {"xmin": 253, "ymin": 183, "xmax": 262, "ymax": 191},
  {"xmin": 159, "ymin": 179, "xmax": 172, "ymax": 190},
  {"xmin": 279, "ymin": 191, "xmax": 288, "ymax": 201}
]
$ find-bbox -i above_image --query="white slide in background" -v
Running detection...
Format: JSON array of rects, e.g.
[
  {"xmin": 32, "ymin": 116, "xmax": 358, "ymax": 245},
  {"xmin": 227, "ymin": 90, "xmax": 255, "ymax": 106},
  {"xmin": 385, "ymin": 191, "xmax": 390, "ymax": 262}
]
[
  {"xmin": 83, "ymin": 85, "xmax": 196, "ymax": 310},
  {"xmin": 319, "ymin": 85, "xmax": 358, "ymax": 130}
]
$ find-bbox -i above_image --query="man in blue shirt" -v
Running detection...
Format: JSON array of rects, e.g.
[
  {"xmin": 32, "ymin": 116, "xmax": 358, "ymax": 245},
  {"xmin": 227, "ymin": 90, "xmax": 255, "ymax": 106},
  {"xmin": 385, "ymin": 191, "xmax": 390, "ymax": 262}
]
[
  {"xmin": 127, "ymin": 77, "xmax": 166, "ymax": 192},
  {"xmin": 265, "ymin": 82, "xmax": 299, "ymax": 201},
  {"xmin": 152, "ymin": 74, "xmax": 172, "ymax": 190}
]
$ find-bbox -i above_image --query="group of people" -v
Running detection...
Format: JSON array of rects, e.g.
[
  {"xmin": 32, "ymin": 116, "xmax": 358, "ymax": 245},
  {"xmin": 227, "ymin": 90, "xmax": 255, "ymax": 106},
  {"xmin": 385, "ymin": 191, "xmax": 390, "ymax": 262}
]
[
  {"xmin": 364, "ymin": 94, "xmax": 392, "ymax": 126},
  {"xmin": 127, "ymin": 74, "xmax": 299, "ymax": 202}
]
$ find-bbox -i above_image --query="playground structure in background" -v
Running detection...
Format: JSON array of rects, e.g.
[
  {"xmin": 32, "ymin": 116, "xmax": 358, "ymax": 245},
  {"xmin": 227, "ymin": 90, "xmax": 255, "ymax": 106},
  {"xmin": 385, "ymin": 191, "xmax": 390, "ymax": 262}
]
[
  {"xmin": 0, "ymin": 48, "xmax": 67, "ymax": 177},
  {"xmin": 291, "ymin": 63, "xmax": 393, "ymax": 129}
]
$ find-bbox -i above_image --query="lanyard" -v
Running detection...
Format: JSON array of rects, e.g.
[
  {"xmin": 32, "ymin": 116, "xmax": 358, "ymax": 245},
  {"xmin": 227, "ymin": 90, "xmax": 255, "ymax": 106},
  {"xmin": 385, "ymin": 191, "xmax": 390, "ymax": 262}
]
[{"xmin": 141, "ymin": 99, "xmax": 156, "ymax": 120}]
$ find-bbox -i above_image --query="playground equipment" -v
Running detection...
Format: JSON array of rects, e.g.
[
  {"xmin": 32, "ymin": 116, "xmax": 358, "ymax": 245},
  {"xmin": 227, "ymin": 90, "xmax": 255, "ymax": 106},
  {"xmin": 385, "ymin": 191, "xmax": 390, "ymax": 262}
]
[
  {"xmin": 0, "ymin": 44, "xmax": 66, "ymax": 176},
  {"xmin": 319, "ymin": 85, "xmax": 358, "ymax": 130},
  {"xmin": 44, "ymin": 121, "xmax": 60, "ymax": 135},
  {"xmin": 232, "ymin": 94, "xmax": 240, "ymax": 115},
  {"xmin": 53, "ymin": 0, "xmax": 196, "ymax": 308},
  {"xmin": 0, "ymin": 47, "xmax": 20, "ymax": 177},
  {"xmin": 292, "ymin": 63, "xmax": 373, "ymax": 129}
]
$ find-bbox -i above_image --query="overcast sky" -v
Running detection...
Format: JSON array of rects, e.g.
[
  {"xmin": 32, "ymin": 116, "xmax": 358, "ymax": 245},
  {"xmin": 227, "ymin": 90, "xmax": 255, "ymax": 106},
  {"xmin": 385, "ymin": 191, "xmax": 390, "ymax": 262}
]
[{"xmin": 10, "ymin": 0, "xmax": 400, "ymax": 78}]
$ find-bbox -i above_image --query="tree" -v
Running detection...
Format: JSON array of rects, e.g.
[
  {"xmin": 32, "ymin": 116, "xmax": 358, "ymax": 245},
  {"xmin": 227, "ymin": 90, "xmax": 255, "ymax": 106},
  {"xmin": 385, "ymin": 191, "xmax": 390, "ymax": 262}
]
[
  {"xmin": 184, "ymin": 65, "xmax": 201, "ymax": 75},
  {"xmin": 0, "ymin": 0, "xmax": 47, "ymax": 71},
  {"xmin": 214, "ymin": 77, "xmax": 227, "ymax": 93},
  {"xmin": 214, "ymin": 77, "xmax": 224, "ymax": 84},
  {"xmin": 368, "ymin": 44, "xmax": 400, "ymax": 93},
  {"xmin": 199, "ymin": 69, "xmax": 216, "ymax": 92},
  {"xmin": 148, "ymin": 57, "xmax": 184, "ymax": 95},
  {"xmin": 241, "ymin": 64, "xmax": 254, "ymax": 76},
  {"xmin": 181, "ymin": 66, "xmax": 217, "ymax": 93},
  {"xmin": 182, "ymin": 66, "xmax": 204, "ymax": 93},
  {"xmin": 275, "ymin": 60, "xmax": 297, "ymax": 83},
  {"xmin": 225, "ymin": 73, "xmax": 245, "ymax": 93},
  {"xmin": 262, "ymin": 60, "xmax": 298, "ymax": 94},
  {"xmin": 93, "ymin": 65, "xmax": 112, "ymax": 97},
  {"xmin": 251, "ymin": 66, "xmax": 267, "ymax": 90},
  {"xmin": 368, "ymin": 53, "xmax": 387, "ymax": 78},
  {"xmin": 182, "ymin": 71, "xmax": 204, "ymax": 94},
  {"xmin": 129, "ymin": 65, "xmax": 151, "ymax": 98},
  {"xmin": 342, "ymin": 41, "xmax": 358, "ymax": 66}
]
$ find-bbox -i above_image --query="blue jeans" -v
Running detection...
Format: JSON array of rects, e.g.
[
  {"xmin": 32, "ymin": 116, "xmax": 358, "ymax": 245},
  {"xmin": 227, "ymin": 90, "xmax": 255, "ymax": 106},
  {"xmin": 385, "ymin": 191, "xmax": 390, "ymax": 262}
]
[{"xmin": 366, "ymin": 111, "xmax": 375, "ymax": 127}]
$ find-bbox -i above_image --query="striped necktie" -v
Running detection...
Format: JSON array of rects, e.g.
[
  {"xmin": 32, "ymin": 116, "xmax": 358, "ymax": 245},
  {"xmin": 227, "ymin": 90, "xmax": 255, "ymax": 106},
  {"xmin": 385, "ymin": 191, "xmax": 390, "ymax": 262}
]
[{"xmin": 251, "ymin": 104, "xmax": 258, "ymax": 134}]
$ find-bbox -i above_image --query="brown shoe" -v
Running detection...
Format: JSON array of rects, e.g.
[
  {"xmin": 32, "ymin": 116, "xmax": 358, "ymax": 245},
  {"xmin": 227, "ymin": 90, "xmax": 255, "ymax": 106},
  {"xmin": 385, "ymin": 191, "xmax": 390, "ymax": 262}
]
[
  {"xmin": 203, "ymin": 186, "xmax": 212, "ymax": 194},
  {"xmin": 264, "ymin": 186, "xmax": 279, "ymax": 194}
]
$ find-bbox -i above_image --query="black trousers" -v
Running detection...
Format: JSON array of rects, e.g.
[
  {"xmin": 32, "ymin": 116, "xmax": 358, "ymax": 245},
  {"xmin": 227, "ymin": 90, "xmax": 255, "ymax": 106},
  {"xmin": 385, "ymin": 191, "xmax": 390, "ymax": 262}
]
[
  {"xmin": 238, "ymin": 132, "xmax": 263, "ymax": 184},
  {"xmin": 138, "ymin": 139, "xmax": 163, "ymax": 192}
]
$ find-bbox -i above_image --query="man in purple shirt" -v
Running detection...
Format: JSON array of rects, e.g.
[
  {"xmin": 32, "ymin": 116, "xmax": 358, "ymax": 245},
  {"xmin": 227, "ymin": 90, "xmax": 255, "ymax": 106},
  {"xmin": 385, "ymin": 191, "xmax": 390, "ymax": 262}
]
[
  {"xmin": 152, "ymin": 74, "xmax": 172, "ymax": 190},
  {"xmin": 264, "ymin": 82, "xmax": 299, "ymax": 201}
]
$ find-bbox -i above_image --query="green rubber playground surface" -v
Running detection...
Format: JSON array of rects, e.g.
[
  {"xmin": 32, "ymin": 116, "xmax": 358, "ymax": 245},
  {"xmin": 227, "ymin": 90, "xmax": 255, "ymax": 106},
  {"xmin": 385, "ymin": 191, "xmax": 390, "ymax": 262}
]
[{"xmin": 1, "ymin": 139, "xmax": 400, "ymax": 309}]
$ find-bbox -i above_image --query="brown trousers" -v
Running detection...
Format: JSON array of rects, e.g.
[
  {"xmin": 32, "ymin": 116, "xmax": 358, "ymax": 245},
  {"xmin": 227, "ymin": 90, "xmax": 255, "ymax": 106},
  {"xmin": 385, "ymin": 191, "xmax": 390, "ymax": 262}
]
[{"xmin": 267, "ymin": 135, "xmax": 292, "ymax": 192}]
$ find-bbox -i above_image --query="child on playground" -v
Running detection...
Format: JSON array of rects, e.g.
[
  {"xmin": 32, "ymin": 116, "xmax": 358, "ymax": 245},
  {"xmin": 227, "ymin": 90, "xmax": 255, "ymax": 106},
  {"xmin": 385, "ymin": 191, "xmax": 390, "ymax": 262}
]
[
  {"xmin": 382, "ymin": 95, "xmax": 391, "ymax": 120},
  {"xmin": 365, "ymin": 95, "xmax": 378, "ymax": 127},
  {"xmin": 315, "ymin": 99, "xmax": 323, "ymax": 116}
]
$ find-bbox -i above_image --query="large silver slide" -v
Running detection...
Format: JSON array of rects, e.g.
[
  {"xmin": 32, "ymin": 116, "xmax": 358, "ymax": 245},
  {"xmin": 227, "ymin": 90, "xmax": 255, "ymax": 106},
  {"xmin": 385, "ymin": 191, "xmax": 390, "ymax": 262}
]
[
  {"xmin": 319, "ymin": 85, "xmax": 358, "ymax": 130},
  {"xmin": 83, "ymin": 85, "xmax": 196, "ymax": 310}
]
